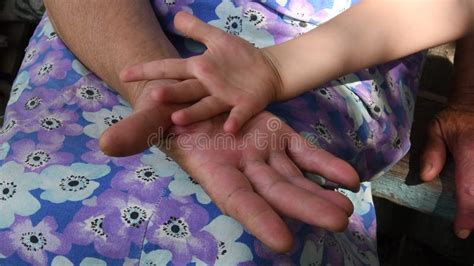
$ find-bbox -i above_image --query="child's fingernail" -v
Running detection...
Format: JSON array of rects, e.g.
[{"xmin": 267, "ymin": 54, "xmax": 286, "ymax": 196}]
[{"xmin": 456, "ymin": 229, "xmax": 471, "ymax": 239}]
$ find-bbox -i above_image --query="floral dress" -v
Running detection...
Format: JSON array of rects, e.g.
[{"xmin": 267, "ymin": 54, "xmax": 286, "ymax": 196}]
[{"xmin": 0, "ymin": 0, "xmax": 424, "ymax": 265}]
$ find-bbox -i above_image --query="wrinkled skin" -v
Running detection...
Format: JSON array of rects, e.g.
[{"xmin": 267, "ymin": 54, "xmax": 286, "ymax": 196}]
[
  {"xmin": 100, "ymin": 80, "xmax": 360, "ymax": 252},
  {"xmin": 421, "ymin": 107, "xmax": 474, "ymax": 239}
]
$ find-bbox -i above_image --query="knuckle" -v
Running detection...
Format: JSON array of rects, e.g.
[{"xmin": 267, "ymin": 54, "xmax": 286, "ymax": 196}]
[
  {"xmin": 224, "ymin": 186, "xmax": 251, "ymax": 216},
  {"xmin": 192, "ymin": 57, "xmax": 213, "ymax": 76},
  {"xmin": 231, "ymin": 95, "xmax": 247, "ymax": 105}
]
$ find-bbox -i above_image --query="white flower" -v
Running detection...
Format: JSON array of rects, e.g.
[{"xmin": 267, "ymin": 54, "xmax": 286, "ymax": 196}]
[
  {"xmin": 338, "ymin": 182, "xmax": 373, "ymax": 215},
  {"xmin": 80, "ymin": 257, "xmax": 107, "ymax": 266},
  {"xmin": 209, "ymin": 0, "xmax": 274, "ymax": 48},
  {"xmin": 52, "ymin": 256, "xmax": 109, "ymax": 266},
  {"xmin": 123, "ymin": 257, "xmax": 139, "ymax": 266},
  {"xmin": 39, "ymin": 19, "xmax": 55, "ymax": 38},
  {"xmin": 51, "ymin": 256, "xmax": 73, "ymax": 266},
  {"xmin": 332, "ymin": 82, "xmax": 373, "ymax": 130},
  {"xmin": 140, "ymin": 249, "xmax": 172, "ymax": 266},
  {"xmin": 8, "ymin": 71, "xmax": 31, "ymax": 105},
  {"xmin": 300, "ymin": 239, "xmax": 323, "ymax": 266},
  {"xmin": 72, "ymin": 59, "xmax": 91, "ymax": 76},
  {"xmin": 194, "ymin": 215, "xmax": 252, "ymax": 265},
  {"xmin": 168, "ymin": 174, "xmax": 211, "ymax": 204},
  {"xmin": 326, "ymin": 0, "xmax": 353, "ymax": 20},
  {"xmin": 0, "ymin": 142, "xmax": 9, "ymax": 160},
  {"xmin": 141, "ymin": 146, "xmax": 189, "ymax": 179},
  {"xmin": 400, "ymin": 82, "xmax": 415, "ymax": 125},
  {"xmin": 82, "ymin": 105, "xmax": 132, "ymax": 138},
  {"xmin": 39, "ymin": 163, "xmax": 110, "ymax": 203},
  {"xmin": 0, "ymin": 162, "xmax": 40, "ymax": 228}
]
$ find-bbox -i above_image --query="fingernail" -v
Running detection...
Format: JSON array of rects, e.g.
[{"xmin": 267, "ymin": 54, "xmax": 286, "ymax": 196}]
[
  {"xmin": 421, "ymin": 163, "xmax": 432, "ymax": 176},
  {"xmin": 456, "ymin": 229, "xmax": 471, "ymax": 239}
]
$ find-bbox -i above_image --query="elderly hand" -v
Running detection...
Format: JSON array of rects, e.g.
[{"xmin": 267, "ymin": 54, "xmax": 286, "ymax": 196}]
[
  {"xmin": 162, "ymin": 111, "xmax": 359, "ymax": 252},
  {"xmin": 420, "ymin": 107, "xmax": 474, "ymax": 239},
  {"xmin": 99, "ymin": 79, "xmax": 181, "ymax": 156},
  {"xmin": 421, "ymin": 34, "xmax": 474, "ymax": 239},
  {"xmin": 101, "ymin": 95, "xmax": 360, "ymax": 252}
]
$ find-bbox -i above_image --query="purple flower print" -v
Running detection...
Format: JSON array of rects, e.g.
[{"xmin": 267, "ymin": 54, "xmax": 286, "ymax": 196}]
[
  {"xmin": 367, "ymin": 219, "xmax": 377, "ymax": 242},
  {"xmin": 64, "ymin": 189, "xmax": 155, "ymax": 258},
  {"xmin": 64, "ymin": 75, "xmax": 119, "ymax": 112},
  {"xmin": 0, "ymin": 112, "xmax": 21, "ymax": 143},
  {"xmin": 209, "ymin": 1, "xmax": 275, "ymax": 48},
  {"xmin": 307, "ymin": 224, "xmax": 378, "ymax": 265},
  {"xmin": 254, "ymin": 240, "xmax": 293, "ymax": 265},
  {"xmin": 100, "ymin": 190, "xmax": 155, "ymax": 244},
  {"xmin": 345, "ymin": 214, "xmax": 376, "ymax": 252},
  {"xmin": 0, "ymin": 216, "xmax": 71, "ymax": 266},
  {"xmin": 20, "ymin": 39, "xmax": 47, "ymax": 68},
  {"xmin": 35, "ymin": 17, "xmax": 67, "ymax": 49},
  {"xmin": 7, "ymin": 139, "xmax": 73, "ymax": 173},
  {"xmin": 0, "ymin": 162, "xmax": 41, "ymax": 229},
  {"xmin": 334, "ymin": 228, "xmax": 379, "ymax": 265},
  {"xmin": 302, "ymin": 229, "xmax": 337, "ymax": 265},
  {"xmin": 21, "ymin": 108, "xmax": 82, "ymax": 144},
  {"xmin": 111, "ymin": 163, "xmax": 172, "ymax": 203},
  {"xmin": 153, "ymin": 0, "xmax": 194, "ymax": 16},
  {"xmin": 29, "ymin": 50, "xmax": 71, "ymax": 86},
  {"xmin": 279, "ymin": 0, "xmax": 337, "ymax": 23},
  {"xmin": 21, "ymin": 33, "xmax": 65, "ymax": 69},
  {"xmin": 64, "ymin": 205, "xmax": 131, "ymax": 258},
  {"xmin": 10, "ymin": 87, "xmax": 65, "ymax": 119},
  {"xmin": 236, "ymin": 0, "xmax": 300, "ymax": 43},
  {"xmin": 199, "ymin": 215, "xmax": 252, "ymax": 265},
  {"xmin": 253, "ymin": 218, "xmax": 302, "ymax": 265},
  {"xmin": 40, "ymin": 31, "xmax": 66, "ymax": 50},
  {"xmin": 362, "ymin": 118, "xmax": 408, "ymax": 174},
  {"xmin": 275, "ymin": 0, "xmax": 322, "ymax": 34},
  {"xmin": 81, "ymin": 139, "xmax": 141, "ymax": 165},
  {"xmin": 146, "ymin": 197, "xmax": 217, "ymax": 265}
]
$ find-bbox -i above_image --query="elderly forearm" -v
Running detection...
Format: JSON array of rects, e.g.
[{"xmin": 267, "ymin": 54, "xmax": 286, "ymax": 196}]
[
  {"xmin": 44, "ymin": 0, "xmax": 179, "ymax": 106},
  {"xmin": 449, "ymin": 33, "xmax": 474, "ymax": 110},
  {"xmin": 265, "ymin": 0, "xmax": 473, "ymax": 100}
]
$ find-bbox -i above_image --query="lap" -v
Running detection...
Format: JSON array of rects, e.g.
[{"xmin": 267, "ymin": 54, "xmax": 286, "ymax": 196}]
[{"xmin": 0, "ymin": 1, "xmax": 423, "ymax": 264}]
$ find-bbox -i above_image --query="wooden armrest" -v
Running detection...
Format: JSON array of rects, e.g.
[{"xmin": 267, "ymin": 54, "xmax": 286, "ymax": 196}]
[{"xmin": 372, "ymin": 153, "xmax": 456, "ymax": 221}]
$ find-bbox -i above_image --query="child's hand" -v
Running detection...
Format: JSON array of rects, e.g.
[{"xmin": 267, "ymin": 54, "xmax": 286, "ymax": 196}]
[{"xmin": 120, "ymin": 11, "xmax": 283, "ymax": 133}]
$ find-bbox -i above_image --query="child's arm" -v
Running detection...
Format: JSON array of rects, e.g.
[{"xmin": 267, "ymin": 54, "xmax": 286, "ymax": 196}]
[
  {"xmin": 121, "ymin": 12, "xmax": 282, "ymax": 133},
  {"xmin": 121, "ymin": 0, "xmax": 473, "ymax": 132},
  {"xmin": 267, "ymin": 0, "xmax": 473, "ymax": 99}
]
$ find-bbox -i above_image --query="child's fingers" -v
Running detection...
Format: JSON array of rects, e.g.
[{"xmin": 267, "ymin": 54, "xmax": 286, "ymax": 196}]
[
  {"xmin": 120, "ymin": 58, "xmax": 193, "ymax": 82},
  {"xmin": 151, "ymin": 79, "xmax": 208, "ymax": 103},
  {"xmin": 224, "ymin": 102, "xmax": 260, "ymax": 133},
  {"xmin": 174, "ymin": 11, "xmax": 225, "ymax": 45},
  {"xmin": 171, "ymin": 96, "xmax": 230, "ymax": 125}
]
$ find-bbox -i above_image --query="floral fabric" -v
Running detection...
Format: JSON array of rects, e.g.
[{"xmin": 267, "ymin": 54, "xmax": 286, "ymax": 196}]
[{"xmin": 0, "ymin": 0, "xmax": 424, "ymax": 265}]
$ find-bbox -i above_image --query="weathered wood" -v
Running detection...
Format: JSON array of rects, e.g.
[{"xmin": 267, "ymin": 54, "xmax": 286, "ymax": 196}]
[
  {"xmin": 372, "ymin": 154, "xmax": 457, "ymax": 221},
  {"xmin": 372, "ymin": 70, "xmax": 458, "ymax": 220}
]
